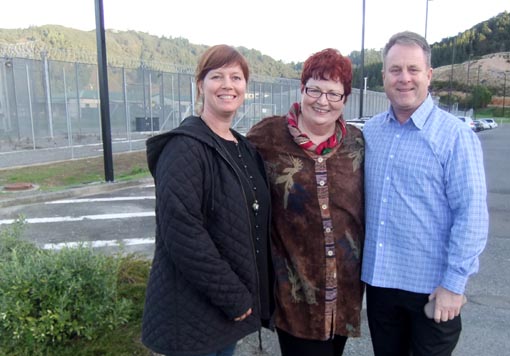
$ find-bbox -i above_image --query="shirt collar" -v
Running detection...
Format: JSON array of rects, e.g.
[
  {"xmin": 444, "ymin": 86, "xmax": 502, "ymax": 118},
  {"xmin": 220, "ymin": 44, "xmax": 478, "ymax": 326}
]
[{"xmin": 386, "ymin": 94, "xmax": 434, "ymax": 130}]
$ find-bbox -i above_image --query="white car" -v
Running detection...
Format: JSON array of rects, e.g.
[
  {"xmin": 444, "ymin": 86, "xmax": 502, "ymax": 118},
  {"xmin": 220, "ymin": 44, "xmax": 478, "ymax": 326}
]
[
  {"xmin": 480, "ymin": 118, "xmax": 498, "ymax": 129},
  {"xmin": 474, "ymin": 119, "xmax": 490, "ymax": 130},
  {"xmin": 346, "ymin": 117, "xmax": 371, "ymax": 131},
  {"xmin": 457, "ymin": 116, "xmax": 476, "ymax": 131}
]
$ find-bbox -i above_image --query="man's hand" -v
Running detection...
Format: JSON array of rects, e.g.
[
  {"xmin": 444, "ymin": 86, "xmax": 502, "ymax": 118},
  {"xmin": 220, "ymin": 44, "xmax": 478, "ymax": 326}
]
[{"xmin": 428, "ymin": 286, "xmax": 466, "ymax": 323}]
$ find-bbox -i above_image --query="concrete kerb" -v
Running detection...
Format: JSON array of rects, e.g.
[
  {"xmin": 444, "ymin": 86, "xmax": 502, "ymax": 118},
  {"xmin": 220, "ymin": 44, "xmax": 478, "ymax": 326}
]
[{"xmin": 0, "ymin": 177, "xmax": 154, "ymax": 209}]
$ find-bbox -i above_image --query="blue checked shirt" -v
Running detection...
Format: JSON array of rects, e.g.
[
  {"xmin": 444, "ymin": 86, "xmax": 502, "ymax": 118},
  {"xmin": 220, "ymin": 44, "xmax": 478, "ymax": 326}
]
[{"xmin": 361, "ymin": 95, "xmax": 488, "ymax": 295}]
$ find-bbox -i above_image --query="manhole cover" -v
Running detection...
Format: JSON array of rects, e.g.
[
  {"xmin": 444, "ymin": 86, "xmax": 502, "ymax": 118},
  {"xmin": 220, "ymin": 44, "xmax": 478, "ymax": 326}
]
[{"xmin": 3, "ymin": 182, "xmax": 35, "ymax": 191}]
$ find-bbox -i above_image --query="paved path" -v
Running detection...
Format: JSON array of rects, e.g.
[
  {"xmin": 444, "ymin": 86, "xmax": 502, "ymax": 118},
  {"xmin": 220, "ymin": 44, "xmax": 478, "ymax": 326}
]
[{"xmin": 1, "ymin": 125, "xmax": 509, "ymax": 355}]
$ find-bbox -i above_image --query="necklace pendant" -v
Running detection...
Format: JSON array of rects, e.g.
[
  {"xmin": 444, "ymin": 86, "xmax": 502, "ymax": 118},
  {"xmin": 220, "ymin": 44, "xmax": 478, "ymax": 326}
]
[{"xmin": 252, "ymin": 200, "xmax": 259, "ymax": 212}]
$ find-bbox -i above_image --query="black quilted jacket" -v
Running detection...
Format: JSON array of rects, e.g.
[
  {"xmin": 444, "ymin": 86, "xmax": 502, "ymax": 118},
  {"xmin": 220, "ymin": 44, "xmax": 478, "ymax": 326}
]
[{"xmin": 141, "ymin": 116, "xmax": 269, "ymax": 355}]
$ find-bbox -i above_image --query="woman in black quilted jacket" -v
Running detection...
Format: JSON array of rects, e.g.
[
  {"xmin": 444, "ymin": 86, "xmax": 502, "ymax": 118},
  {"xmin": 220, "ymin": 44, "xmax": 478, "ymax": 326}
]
[{"xmin": 141, "ymin": 44, "xmax": 273, "ymax": 356}]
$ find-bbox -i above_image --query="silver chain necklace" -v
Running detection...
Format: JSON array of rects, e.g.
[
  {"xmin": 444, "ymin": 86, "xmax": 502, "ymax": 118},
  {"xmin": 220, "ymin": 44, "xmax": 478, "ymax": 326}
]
[{"xmin": 234, "ymin": 142, "xmax": 260, "ymax": 213}]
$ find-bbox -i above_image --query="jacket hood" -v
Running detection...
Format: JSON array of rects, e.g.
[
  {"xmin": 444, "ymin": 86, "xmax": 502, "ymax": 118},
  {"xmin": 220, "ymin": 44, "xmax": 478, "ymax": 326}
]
[{"xmin": 146, "ymin": 116, "xmax": 218, "ymax": 177}]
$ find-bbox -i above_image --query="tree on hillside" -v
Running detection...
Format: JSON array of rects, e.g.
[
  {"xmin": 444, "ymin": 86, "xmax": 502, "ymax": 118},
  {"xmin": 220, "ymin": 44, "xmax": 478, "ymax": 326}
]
[
  {"xmin": 431, "ymin": 11, "xmax": 510, "ymax": 67},
  {"xmin": 470, "ymin": 85, "xmax": 493, "ymax": 109}
]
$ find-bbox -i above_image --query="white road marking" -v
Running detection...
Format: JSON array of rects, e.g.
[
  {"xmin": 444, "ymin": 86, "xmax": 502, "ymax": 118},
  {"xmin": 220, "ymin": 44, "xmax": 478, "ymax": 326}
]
[
  {"xmin": 45, "ymin": 196, "xmax": 155, "ymax": 204},
  {"xmin": 43, "ymin": 237, "xmax": 155, "ymax": 250},
  {"xmin": 0, "ymin": 211, "xmax": 155, "ymax": 225}
]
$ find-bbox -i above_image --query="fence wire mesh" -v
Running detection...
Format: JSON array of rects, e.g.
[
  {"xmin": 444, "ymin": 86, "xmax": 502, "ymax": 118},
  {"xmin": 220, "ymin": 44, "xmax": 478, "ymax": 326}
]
[{"xmin": 0, "ymin": 56, "xmax": 389, "ymax": 168}]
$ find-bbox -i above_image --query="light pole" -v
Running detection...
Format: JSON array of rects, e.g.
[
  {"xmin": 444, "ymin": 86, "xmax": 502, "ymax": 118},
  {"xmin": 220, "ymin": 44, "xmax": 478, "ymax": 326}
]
[
  {"xmin": 503, "ymin": 71, "xmax": 508, "ymax": 118},
  {"xmin": 474, "ymin": 65, "xmax": 482, "ymax": 118},
  {"xmin": 95, "ymin": 0, "xmax": 114, "ymax": 182},
  {"xmin": 447, "ymin": 37, "xmax": 456, "ymax": 112},
  {"xmin": 425, "ymin": 0, "xmax": 433, "ymax": 40},
  {"xmin": 465, "ymin": 55, "xmax": 472, "ymax": 116},
  {"xmin": 359, "ymin": 0, "xmax": 366, "ymax": 119}
]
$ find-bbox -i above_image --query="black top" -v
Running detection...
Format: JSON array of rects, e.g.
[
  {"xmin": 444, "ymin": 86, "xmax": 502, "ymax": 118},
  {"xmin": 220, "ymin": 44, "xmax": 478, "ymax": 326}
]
[
  {"xmin": 220, "ymin": 137, "xmax": 273, "ymax": 321},
  {"xmin": 142, "ymin": 116, "xmax": 274, "ymax": 355}
]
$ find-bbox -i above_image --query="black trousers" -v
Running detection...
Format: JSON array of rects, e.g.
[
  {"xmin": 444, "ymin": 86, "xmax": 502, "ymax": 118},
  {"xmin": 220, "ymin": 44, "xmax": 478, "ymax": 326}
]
[
  {"xmin": 276, "ymin": 327, "xmax": 347, "ymax": 356},
  {"xmin": 366, "ymin": 285, "xmax": 462, "ymax": 356}
]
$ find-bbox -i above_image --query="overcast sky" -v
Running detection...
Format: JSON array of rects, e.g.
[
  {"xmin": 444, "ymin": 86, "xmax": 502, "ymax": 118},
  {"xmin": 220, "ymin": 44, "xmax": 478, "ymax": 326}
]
[{"xmin": 1, "ymin": 0, "xmax": 509, "ymax": 63}]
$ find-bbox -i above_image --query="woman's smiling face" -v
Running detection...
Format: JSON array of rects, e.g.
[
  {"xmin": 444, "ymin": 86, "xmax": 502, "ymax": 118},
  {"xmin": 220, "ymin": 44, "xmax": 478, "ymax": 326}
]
[
  {"xmin": 300, "ymin": 78, "xmax": 345, "ymax": 129},
  {"xmin": 200, "ymin": 64, "xmax": 246, "ymax": 118}
]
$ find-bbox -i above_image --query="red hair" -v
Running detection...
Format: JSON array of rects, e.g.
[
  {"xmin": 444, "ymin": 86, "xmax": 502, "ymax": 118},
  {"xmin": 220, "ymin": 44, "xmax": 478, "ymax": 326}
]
[{"xmin": 301, "ymin": 48, "xmax": 352, "ymax": 99}]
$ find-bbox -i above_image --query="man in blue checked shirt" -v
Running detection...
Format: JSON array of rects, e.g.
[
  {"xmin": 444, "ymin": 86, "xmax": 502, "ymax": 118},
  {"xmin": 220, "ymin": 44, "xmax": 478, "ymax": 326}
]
[{"xmin": 362, "ymin": 31, "xmax": 488, "ymax": 356}]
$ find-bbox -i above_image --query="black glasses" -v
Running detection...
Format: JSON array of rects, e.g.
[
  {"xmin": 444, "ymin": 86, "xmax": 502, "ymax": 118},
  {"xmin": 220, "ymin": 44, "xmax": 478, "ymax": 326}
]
[{"xmin": 304, "ymin": 87, "xmax": 345, "ymax": 102}]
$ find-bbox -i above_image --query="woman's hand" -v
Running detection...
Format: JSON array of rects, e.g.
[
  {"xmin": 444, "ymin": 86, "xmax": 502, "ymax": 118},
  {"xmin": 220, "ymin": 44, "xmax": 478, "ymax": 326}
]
[{"xmin": 234, "ymin": 308, "xmax": 252, "ymax": 322}]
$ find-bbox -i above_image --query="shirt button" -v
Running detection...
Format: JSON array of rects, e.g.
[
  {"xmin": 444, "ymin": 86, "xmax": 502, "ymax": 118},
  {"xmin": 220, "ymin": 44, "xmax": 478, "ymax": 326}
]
[
  {"xmin": 325, "ymin": 227, "xmax": 332, "ymax": 233},
  {"xmin": 380, "ymin": 221, "xmax": 385, "ymax": 225},
  {"xmin": 321, "ymin": 204, "xmax": 328, "ymax": 210},
  {"xmin": 327, "ymin": 250, "xmax": 334, "ymax": 256},
  {"xmin": 318, "ymin": 157, "xmax": 324, "ymax": 163},
  {"xmin": 333, "ymin": 272, "xmax": 337, "ymax": 278},
  {"xmin": 319, "ymin": 180, "xmax": 325, "ymax": 186},
  {"xmin": 382, "ymin": 198, "xmax": 387, "ymax": 203},
  {"xmin": 386, "ymin": 176, "xmax": 390, "ymax": 181},
  {"xmin": 378, "ymin": 243, "xmax": 383, "ymax": 247},
  {"xmin": 396, "ymin": 134, "xmax": 400, "ymax": 138},
  {"xmin": 389, "ymin": 154, "xmax": 394, "ymax": 159}
]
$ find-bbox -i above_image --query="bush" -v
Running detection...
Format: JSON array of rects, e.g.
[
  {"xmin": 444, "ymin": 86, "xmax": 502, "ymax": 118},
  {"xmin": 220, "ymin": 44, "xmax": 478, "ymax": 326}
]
[
  {"xmin": 0, "ymin": 222, "xmax": 134, "ymax": 355},
  {"xmin": 0, "ymin": 217, "xmax": 37, "ymax": 262}
]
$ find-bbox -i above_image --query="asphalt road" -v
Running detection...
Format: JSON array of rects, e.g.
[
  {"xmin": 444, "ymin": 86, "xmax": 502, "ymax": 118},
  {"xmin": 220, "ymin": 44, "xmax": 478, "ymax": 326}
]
[
  {"xmin": 1, "ymin": 180, "xmax": 157, "ymax": 258},
  {"xmin": 1, "ymin": 125, "xmax": 509, "ymax": 355}
]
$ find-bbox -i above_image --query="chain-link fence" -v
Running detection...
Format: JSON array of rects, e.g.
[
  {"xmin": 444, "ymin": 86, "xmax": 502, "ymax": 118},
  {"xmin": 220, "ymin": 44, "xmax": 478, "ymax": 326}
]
[{"xmin": 0, "ymin": 56, "xmax": 389, "ymax": 168}]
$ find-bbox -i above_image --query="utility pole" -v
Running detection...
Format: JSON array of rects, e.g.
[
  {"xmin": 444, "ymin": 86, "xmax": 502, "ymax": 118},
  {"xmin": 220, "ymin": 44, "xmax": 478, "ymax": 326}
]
[
  {"xmin": 447, "ymin": 37, "xmax": 456, "ymax": 112},
  {"xmin": 503, "ymin": 71, "xmax": 508, "ymax": 118},
  {"xmin": 465, "ymin": 54, "xmax": 472, "ymax": 116},
  {"xmin": 359, "ymin": 0, "xmax": 366, "ymax": 119},
  {"xmin": 425, "ymin": 0, "xmax": 433, "ymax": 40}
]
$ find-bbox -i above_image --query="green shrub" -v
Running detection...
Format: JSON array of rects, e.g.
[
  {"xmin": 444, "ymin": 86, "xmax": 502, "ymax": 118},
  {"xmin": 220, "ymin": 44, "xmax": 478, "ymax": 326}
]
[
  {"xmin": 0, "ymin": 224, "xmax": 134, "ymax": 355},
  {"xmin": 0, "ymin": 217, "xmax": 38, "ymax": 263},
  {"xmin": 117, "ymin": 254, "xmax": 151, "ymax": 320}
]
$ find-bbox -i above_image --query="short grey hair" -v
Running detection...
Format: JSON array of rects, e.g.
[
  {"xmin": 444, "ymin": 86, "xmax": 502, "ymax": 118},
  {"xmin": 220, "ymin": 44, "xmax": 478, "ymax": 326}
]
[{"xmin": 382, "ymin": 31, "xmax": 431, "ymax": 69}]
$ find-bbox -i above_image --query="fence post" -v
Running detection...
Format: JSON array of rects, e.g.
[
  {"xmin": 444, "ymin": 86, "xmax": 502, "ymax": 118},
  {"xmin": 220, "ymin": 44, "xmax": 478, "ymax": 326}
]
[
  {"xmin": 122, "ymin": 67, "xmax": 131, "ymax": 151},
  {"xmin": 25, "ymin": 64, "xmax": 36, "ymax": 150},
  {"xmin": 42, "ymin": 51, "xmax": 54, "ymax": 138},
  {"xmin": 74, "ymin": 62, "xmax": 82, "ymax": 135},
  {"xmin": 63, "ymin": 68, "xmax": 74, "ymax": 159}
]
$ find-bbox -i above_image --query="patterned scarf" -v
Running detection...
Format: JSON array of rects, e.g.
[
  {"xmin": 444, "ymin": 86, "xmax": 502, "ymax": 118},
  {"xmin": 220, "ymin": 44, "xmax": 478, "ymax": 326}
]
[{"xmin": 287, "ymin": 102, "xmax": 346, "ymax": 155}]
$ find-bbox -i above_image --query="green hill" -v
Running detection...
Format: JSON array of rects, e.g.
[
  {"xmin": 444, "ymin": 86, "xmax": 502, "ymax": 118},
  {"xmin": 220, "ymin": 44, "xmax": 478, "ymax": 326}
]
[
  {"xmin": 1, "ymin": 10, "xmax": 509, "ymax": 87},
  {"xmin": 0, "ymin": 25, "xmax": 302, "ymax": 79},
  {"xmin": 350, "ymin": 11, "xmax": 510, "ymax": 91}
]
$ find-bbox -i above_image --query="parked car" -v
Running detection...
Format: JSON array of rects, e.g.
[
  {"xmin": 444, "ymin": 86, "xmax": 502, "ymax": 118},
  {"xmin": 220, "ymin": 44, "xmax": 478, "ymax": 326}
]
[
  {"xmin": 474, "ymin": 119, "xmax": 490, "ymax": 131},
  {"xmin": 480, "ymin": 118, "xmax": 498, "ymax": 129},
  {"xmin": 473, "ymin": 120, "xmax": 485, "ymax": 132},
  {"xmin": 457, "ymin": 116, "xmax": 476, "ymax": 131},
  {"xmin": 346, "ymin": 116, "xmax": 371, "ymax": 131}
]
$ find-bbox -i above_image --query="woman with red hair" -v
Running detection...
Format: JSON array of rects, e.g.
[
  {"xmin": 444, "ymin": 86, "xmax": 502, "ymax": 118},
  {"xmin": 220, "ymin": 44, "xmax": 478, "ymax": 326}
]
[{"xmin": 247, "ymin": 48, "xmax": 365, "ymax": 356}]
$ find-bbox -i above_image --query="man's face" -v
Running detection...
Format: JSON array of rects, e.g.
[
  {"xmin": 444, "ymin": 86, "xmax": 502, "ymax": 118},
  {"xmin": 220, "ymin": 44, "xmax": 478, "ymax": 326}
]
[{"xmin": 383, "ymin": 43, "xmax": 432, "ymax": 122}]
